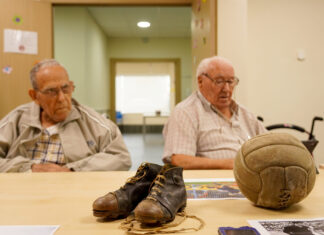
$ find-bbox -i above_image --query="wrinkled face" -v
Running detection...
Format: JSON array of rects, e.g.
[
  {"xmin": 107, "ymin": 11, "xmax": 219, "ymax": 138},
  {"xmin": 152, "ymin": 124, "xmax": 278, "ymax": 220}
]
[
  {"xmin": 30, "ymin": 65, "xmax": 74, "ymax": 124},
  {"xmin": 198, "ymin": 61, "xmax": 236, "ymax": 110}
]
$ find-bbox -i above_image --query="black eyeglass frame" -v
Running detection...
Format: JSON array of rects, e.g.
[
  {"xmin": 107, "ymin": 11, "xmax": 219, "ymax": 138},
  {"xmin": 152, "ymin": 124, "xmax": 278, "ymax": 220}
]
[
  {"xmin": 201, "ymin": 73, "xmax": 239, "ymax": 87},
  {"xmin": 36, "ymin": 84, "xmax": 75, "ymax": 97}
]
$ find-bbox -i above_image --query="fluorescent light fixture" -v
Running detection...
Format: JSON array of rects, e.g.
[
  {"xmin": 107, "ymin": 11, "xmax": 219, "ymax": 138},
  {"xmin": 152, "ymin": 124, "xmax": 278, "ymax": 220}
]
[{"xmin": 137, "ymin": 21, "xmax": 151, "ymax": 28}]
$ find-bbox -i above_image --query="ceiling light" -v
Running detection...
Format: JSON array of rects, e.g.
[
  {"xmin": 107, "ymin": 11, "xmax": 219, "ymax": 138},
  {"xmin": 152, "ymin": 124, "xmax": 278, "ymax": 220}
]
[{"xmin": 137, "ymin": 21, "xmax": 151, "ymax": 28}]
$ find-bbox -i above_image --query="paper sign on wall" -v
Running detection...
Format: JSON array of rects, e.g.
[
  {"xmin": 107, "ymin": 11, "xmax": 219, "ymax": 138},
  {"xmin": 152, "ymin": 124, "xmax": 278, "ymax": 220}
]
[{"xmin": 4, "ymin": 29, "xmax": 38, "ymax": 55}]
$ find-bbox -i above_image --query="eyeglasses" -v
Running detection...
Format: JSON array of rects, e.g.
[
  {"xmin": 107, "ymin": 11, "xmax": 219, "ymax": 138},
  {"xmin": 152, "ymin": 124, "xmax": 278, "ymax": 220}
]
[
  {"xmin": 202, "ymin": 73, "xmax": 239, "ymax": 88},
  {"xmin": 37, "ymin": 84, "xmax": 74, "ymax": 97}
]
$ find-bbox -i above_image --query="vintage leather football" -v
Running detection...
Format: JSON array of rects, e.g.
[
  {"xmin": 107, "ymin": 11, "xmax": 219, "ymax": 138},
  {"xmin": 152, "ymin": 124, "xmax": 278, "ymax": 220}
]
[{"xmin": 234, "ymin": 132, "xmax": 316, "ymax": 209}]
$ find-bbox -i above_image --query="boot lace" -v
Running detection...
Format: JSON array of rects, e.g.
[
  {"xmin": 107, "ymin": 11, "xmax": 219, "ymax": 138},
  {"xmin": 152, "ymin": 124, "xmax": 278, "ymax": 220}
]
[
  {"xmin": 147, "ymin": 174, "xmax": 166, "ymax": 201},
  {"xmin": 121, "ymin": 163, "xmax": 147, "ymax": 189},
  {"xmin": 120, "ymin": 211, "xmax": 205, "ymax": 234}
]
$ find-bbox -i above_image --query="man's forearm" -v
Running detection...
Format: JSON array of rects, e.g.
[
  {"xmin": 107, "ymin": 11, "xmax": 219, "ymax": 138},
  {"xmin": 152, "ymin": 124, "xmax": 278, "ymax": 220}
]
[
  {"xmin": 65, "ymin": 152, "xmax": 131, "ymax": 171},
  {"xmin": 171, "ymin": 154, "xmax": 234, "ymax": 170},
  {"xmin": 0, "ymin": 156, "xmax": 34, "ymax": 172}
]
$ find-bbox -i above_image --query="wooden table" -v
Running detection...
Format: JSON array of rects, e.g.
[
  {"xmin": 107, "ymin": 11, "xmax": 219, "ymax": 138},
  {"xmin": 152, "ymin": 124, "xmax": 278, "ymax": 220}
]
[{"xmin": 0, "ymin": 170, "xmax": 323, "ymax": 234}]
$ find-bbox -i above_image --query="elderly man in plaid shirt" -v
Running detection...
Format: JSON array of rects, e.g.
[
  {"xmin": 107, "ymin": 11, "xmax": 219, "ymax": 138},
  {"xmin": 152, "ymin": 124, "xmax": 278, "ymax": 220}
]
[
  {"xmin": 0, "ymin": 59, "xmax": 131, "ymax": 172},
  {"xmin": 162, "ymin": 56, "xmax": 266, "ymax": 169}
]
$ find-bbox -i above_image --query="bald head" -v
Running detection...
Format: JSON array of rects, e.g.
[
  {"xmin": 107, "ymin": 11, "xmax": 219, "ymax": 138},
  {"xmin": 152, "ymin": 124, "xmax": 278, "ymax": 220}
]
[
  {"xmin": 196, "ymin": 56, "xmax": 237, "ymax": 114},
  {"xmin": 196, "ymin": 56, "xmax": 234, "ymax": 79},
  {"xmin": 30, "ymin": 59, "xmax": 69, "ymax": 90}
]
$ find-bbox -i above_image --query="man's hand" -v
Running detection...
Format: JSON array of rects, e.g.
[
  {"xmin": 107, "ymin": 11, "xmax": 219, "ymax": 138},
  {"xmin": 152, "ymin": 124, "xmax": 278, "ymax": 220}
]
[
  {"xmin": 171, "ymin": 154, "xmax": 234, "ymax": 170},
  {"xmin": 31, "ymin": 163, "xmax": 72, "ymax": 172}
]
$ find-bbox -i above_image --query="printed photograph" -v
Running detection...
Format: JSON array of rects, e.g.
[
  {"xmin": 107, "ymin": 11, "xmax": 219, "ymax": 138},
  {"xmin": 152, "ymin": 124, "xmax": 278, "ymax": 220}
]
[
  {"xmin": 248, "ymin": 218, "xmax": 324, "ymax": 235},
  {"xmin": 185, "ymin": 178, "xmax": 245, "ymax": 200}
]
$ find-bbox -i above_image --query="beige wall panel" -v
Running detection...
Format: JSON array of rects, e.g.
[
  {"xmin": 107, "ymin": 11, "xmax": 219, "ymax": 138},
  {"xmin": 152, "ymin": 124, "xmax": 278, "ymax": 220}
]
[
  {"xmin": 218, "ymin": 0, "xmax": 324, "ymax": 166},
  {"xmin": 49, "ymin": 0, "xmax": 191, "ymax": 5},
  {"xmin": 217, "ymin": 0, "xmax": 248, "ymax": 105},
  {"xmin": 246, "ymin": 0, "xmax": 324, "ymax": 166},
  {"xmin": 191, "ymin": 0, "xmax": 217, "ymax": 90},
  {"xmin": 0, "ymin": 0, "xmax": 52, "ymax": 118}
]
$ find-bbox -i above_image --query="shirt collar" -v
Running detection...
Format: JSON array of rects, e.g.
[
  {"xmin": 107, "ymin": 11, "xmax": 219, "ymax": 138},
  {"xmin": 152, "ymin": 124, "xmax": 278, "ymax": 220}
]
[
  {"xmin": 20, "ymin": 102, "xmax": 42, "ymax": 129},
  {"xmin": 20, "ymin": 98, "xmax": 81, "ymax": 129},
  {"xmin": 60, "ymin": 99, "xmax": 81, "ymax": 126},
  {"xmin": 197, "ymin": 90, "xmax": 239, "ymax": 117}
]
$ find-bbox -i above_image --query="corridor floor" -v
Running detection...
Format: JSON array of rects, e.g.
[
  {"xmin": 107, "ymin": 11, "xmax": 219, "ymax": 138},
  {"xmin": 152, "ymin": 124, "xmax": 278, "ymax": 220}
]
[{"xmin": 123, "ymin": 133, "xmax": 164, "ymax": 171}]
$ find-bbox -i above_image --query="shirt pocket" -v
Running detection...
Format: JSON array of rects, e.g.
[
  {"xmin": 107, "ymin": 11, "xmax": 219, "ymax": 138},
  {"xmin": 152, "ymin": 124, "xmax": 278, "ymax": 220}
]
[
  {"xmin": 198, "ymin": 125, "xmax": 243, "ymax": 153},
  {"xmin": 198, "ymin": 126, "xmax": 223, "ymax": 151}
]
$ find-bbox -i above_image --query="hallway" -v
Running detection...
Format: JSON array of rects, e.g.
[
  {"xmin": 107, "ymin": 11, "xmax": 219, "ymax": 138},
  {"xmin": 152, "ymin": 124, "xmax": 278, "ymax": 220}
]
[{"xmin": 123, "ymin": 133, "xmax": 164, "ymax": 171}]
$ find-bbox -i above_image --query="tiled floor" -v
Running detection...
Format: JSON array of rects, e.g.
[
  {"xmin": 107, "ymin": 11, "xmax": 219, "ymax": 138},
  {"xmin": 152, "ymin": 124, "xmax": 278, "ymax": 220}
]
[{"xmin": 123, "ymin": 133, "xmax": 164, "ymax": 171}]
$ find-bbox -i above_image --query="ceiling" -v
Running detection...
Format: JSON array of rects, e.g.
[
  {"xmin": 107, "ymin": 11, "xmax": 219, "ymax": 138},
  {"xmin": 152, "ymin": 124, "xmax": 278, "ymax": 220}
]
[{"xmin": 87, "ymin": 6, "xmax": 191, "ymax": 38}]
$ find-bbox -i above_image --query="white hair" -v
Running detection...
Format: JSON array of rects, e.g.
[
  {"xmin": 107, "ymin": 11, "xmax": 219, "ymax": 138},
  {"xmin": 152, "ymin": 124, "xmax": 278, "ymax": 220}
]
[
  {"xmin": 30, "ymin": 59, "xmax": 68, "ymax": 89},
  {"xmin": 196, "ymin": 56, "xmax": 234, "ymax": 78}
]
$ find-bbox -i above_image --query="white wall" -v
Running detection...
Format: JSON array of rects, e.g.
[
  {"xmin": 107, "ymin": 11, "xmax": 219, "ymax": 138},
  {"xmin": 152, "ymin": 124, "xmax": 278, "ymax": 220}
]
[
  {"xmin": 218, "ymin": 0, "xmax": 324, "ymax": 165},
  {"xmin": 217, "ymin": 0, "xmax": 248, "ymax": 105}
]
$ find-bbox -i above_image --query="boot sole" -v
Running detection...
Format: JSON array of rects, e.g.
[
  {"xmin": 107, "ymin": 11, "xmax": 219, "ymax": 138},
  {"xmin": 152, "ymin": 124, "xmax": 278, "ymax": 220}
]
[
  {"xmin": 135, "ymin": 203, "xmax": 186, "ymax": 224},
  {"xmin": 135, "ymin": 215, "xmax": 166, "ymax": 224},
  {"xmin": 93, "ymin": 210, "xmax": 125, "ymax": 218}
]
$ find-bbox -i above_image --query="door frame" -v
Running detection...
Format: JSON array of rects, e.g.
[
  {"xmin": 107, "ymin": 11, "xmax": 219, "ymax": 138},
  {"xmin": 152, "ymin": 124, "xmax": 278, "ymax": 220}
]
[{"xmin": 110, "ymin": 58, "xmax": 181, "ymax": 122}]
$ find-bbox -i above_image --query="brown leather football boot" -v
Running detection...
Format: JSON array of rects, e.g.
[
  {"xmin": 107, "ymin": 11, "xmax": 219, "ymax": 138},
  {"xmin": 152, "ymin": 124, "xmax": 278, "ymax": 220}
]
[
  {"xmin": 92, "ymin": 162, "xmax": 162, "ymax": 218},
  {"xmin": 134, "ymin": 164, "xmax": 187, "ymax": 224}
]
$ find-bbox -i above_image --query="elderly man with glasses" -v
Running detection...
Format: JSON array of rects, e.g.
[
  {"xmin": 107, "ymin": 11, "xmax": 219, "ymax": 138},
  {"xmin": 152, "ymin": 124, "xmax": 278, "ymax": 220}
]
[
  {"xmin": 162, "ymin": 56, "xmax": 266, "ymax": 169},
  {"xmin": 0, "ymin": 59, "xmax": 131, "ymax": 172}
]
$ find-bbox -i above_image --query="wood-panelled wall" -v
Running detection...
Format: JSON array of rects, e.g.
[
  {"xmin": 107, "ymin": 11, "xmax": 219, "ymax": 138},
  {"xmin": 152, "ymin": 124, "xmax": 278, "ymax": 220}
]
[
  {"xmin": 0, "ymin": 0, "xmax": 52, "ymax": 118},
  {"xmin": 191, "ymin": 0, "xmax": 217, "ymax": 90}
]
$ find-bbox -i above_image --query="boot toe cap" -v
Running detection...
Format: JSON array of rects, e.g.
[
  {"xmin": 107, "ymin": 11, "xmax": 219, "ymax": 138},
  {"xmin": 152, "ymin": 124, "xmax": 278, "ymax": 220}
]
[
  {"xmin": 134, "ymin": 199, "xmax": 165, "ymax": 224},
  {"xmin": 93, "ymin": 193, "xmax": 118, "ymax": 212}
]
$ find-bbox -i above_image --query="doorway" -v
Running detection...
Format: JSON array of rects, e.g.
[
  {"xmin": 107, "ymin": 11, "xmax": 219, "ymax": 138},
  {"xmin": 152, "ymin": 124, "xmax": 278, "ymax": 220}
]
[
  {"xmin": 53, "ymin": 5, "xmax": 192, "ymax": 120},
  {"xmin": 110, "ymin": 58, "xmax": 181, "ymax": 127}
]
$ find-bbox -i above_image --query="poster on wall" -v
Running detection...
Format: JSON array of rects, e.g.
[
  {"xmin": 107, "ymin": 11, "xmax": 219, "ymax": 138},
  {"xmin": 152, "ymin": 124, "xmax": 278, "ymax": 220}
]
[{"xmin": 3, "ymin": 29, "xmax": 38, "ymax": 55}]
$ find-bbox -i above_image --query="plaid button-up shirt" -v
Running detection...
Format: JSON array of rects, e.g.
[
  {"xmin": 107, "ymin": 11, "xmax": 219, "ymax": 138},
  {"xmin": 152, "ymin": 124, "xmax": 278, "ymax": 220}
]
[
  {"xmin": 28, "ymin": 124, "xmax": 65, "ymax": 165},
  {"xmin": 162, "ymin": 91, "xmax": 267, "ymax": 163}
]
